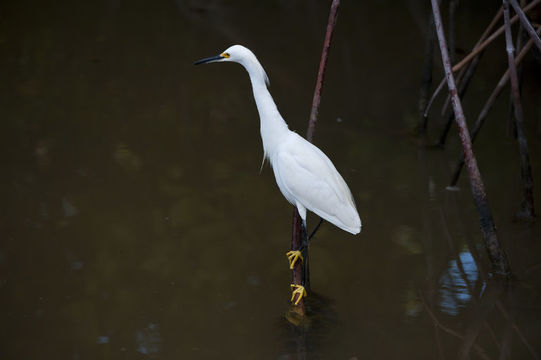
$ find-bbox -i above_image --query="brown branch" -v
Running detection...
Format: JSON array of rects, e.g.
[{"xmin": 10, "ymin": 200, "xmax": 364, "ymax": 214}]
[
  {"xmin": 423, "ymin": 7, "xmax": 503, "ymax": 126},
  {"xmin": 442, "ymin": 7, "xmax": 504, "ymax": 116},
  {"xmin": 422, "ymin": 77, "xmax": 446, "ymax": 122},
  {"xmin": 506, "ymin": 0, "xmax": 527, "ymax": 137},
  {"xmin": 449, "ymin": 26, "xmax": 541, "ymax": 187},
  {"xmin": 424, "ymin": 1, "xmax": 539, "ymax": 124},
  {"xmin": 306, "ymin": 0, "xmax": 340, "ymax": 143},
  {"xmin": 452, "ymin": 0, "xmax": 541, "ymax": 73},
  {"xmin": 436, "ymin": 7, "xmax": 504, "ymax": 146},
  {"xmin": 431, "ymin": 0, "xmax": 511, "ymax": 276},
  {"xmin": 436, "ymin": 54, "xmax": 484, "ymax": 146},
  {"xmin": 504, "ymin": 0, "xmax": 536, "ymax": 220}
]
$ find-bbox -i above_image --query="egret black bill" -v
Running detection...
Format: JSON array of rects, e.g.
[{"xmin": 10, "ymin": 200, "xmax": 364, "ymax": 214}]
[{"xmin": 194, "ymin": 54, "xmax": 224, "ymax": 65}]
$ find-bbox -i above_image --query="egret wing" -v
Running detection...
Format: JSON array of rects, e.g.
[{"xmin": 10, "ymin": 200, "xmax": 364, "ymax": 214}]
[{"xmin": 272, "ymin": 134, "xmax": 361, "ymax": 234}]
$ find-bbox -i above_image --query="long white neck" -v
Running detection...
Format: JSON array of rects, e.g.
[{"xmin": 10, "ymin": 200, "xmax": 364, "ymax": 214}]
[{"xmin": 241, "ymin": 60, "xmax": 289, "ymax": 160}]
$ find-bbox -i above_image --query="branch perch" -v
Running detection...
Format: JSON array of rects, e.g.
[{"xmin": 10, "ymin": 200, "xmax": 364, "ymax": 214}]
[{"xmin": 289, "ymin": 0, "xmax": 340, "ymax": 315}]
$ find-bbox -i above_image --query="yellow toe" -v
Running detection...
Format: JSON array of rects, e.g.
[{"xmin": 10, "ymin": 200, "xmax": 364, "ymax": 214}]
[
  {"xmin": 290, "ymin": 284, "xmax": 307, "ymax": 305},
  {"xmin": 286, "ymin": 250, "xmax": 303, "ymax": 269}
]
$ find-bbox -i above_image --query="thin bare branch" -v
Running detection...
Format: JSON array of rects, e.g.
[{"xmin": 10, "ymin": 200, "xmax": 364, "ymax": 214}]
[
  {"xmin": 431, "ymin": 0, "xmax": 511, "ymax": 276},
  {"xmin": 509, "ymin": 0, "xmax": 541, "ymax": 52},
  {"xmin": 306, "ymin": 0, "xmax": 340, "ymax": 143},
  {"xmin": 423, "ymin": 2, "xmax": 539, "ymax": 124},
  {"xmin": 423, "ymin": 7, "xmax": 503, "ymax": 125},
  {"xmin": 440, "ymin": 7, "xmax": 504, "ymax": 117},
  {"xmin": 503, "ymin": 0, "xmax": 536, "ymax": 219},
  {"xmin": 449, "ymin": 26, "xmax": 541, "ymax": 186},
  {"xmin": 452, "ymin": 0, "xmax": 541, "ymax": 73},
  {"xmin": 423, "ymin": 77, "xmax": 446, "ymax": 121}
]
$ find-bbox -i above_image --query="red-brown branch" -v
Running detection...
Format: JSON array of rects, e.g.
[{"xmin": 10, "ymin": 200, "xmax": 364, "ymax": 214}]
[
  {"xmin": 290, "ymin": 0, "xmax": 341, "ymax": 314},
  {"xmin": 306, "ymin": 0, "xmax": 340, "ymax": 143}
]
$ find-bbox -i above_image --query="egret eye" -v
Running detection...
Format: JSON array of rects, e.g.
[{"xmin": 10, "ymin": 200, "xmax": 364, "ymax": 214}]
[{"xmin": 222, "ymin": 52, "xmax": 230, "ymax": 58}]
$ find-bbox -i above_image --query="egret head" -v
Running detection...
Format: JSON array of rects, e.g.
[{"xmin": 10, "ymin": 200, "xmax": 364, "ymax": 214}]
[
  {"xmin": 194, "ymin": 45, "xmax": 270, "ymax": 86},
  {"xmin": 194, "ymin": 45, "xmax": 251, "ymax": 65}
]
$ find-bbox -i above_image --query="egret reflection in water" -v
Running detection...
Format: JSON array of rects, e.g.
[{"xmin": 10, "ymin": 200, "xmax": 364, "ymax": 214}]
[
  {"xmin": 439, "ymin": 251, "xmax": 480, "ymax": 316},
  {"xmin": 136, "ymin": 323, "xmax": 162, "ymax": 355}
]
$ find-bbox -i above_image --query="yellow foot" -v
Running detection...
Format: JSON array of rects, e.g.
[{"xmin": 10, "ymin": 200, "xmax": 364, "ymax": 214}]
[
  {"xmin": 290, "ymin": 284, "xmax": 307, "ymax": 305},
  {"xmin": 286, "ymin": 250, "xmax": 303, "ymax": 269}
]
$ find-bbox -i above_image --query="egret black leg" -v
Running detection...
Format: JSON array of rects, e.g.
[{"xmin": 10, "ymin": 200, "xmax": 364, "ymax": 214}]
[
  {"xmin": 287, "ymin": 214, "xmax": 319, "ymax": 301},
  {"xmin": 300, "ymin": 219, "xmax": 310, "ymax": 291},
  {"xmin": 308, "ymin": 217, "xmax": 324, "ymax": 240}
]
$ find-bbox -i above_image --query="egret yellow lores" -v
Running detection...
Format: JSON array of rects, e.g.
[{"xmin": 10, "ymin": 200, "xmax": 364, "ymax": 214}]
[{"xmin": 195, "ymin": 45, "xmax": 361, "ymax": 303}]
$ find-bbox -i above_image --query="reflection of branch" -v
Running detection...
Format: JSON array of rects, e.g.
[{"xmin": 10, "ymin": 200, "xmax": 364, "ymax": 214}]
[
  {"xmin": 435, "ymin": 325, "xmax": 446, "ymax": 360},
  {"xmin": 499, "ymin": 317, "xmax": 513, "ymax": 360},
  {"xmin": 437, "ymin": 207, "xmax": 504, "ymax": 353},
  {"xmin": 443, "ymin": 180, "xmax": 490, "ymax": 280},
  {"xmin": 419, "ymin": 292, "xmax": 491, "ymax": 360},
  {"xmin": 496, "ymin": 301, "xmax": 540, "ymax": 360},
  {"xmin": 485, "ymin": 322, "xmax": 500, "ymax": 349},
  {"xmin": 525, "ymin": 263, "xmax": 541, "ymax": 274}
]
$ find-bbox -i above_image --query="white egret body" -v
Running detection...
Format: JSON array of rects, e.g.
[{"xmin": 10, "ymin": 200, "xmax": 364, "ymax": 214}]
[{"xmin": 195, "ymin": 45, "xmax": 361, "ymax": 235}]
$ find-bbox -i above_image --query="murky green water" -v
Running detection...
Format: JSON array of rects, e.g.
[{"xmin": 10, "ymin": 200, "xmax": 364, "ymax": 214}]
[{"xmin": 2, "ymin": 0, "xmax": 541, "ymax": 358}]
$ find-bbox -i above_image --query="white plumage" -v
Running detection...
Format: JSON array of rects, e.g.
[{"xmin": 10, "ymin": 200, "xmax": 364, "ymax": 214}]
[{"xmin": 195, "ymin": 45, "xmax": 361, "ymax": 235}]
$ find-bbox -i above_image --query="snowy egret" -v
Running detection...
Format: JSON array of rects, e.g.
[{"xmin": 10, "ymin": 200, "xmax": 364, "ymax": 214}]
[{"xmin": 195, "ymin": 45, "xmax": 361, "ymax": 303}]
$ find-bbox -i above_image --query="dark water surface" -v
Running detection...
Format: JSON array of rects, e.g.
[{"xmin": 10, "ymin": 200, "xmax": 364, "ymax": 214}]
[{"xmin": 2, "ymin": 0, "xmax": 541, "ymax": 359}]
